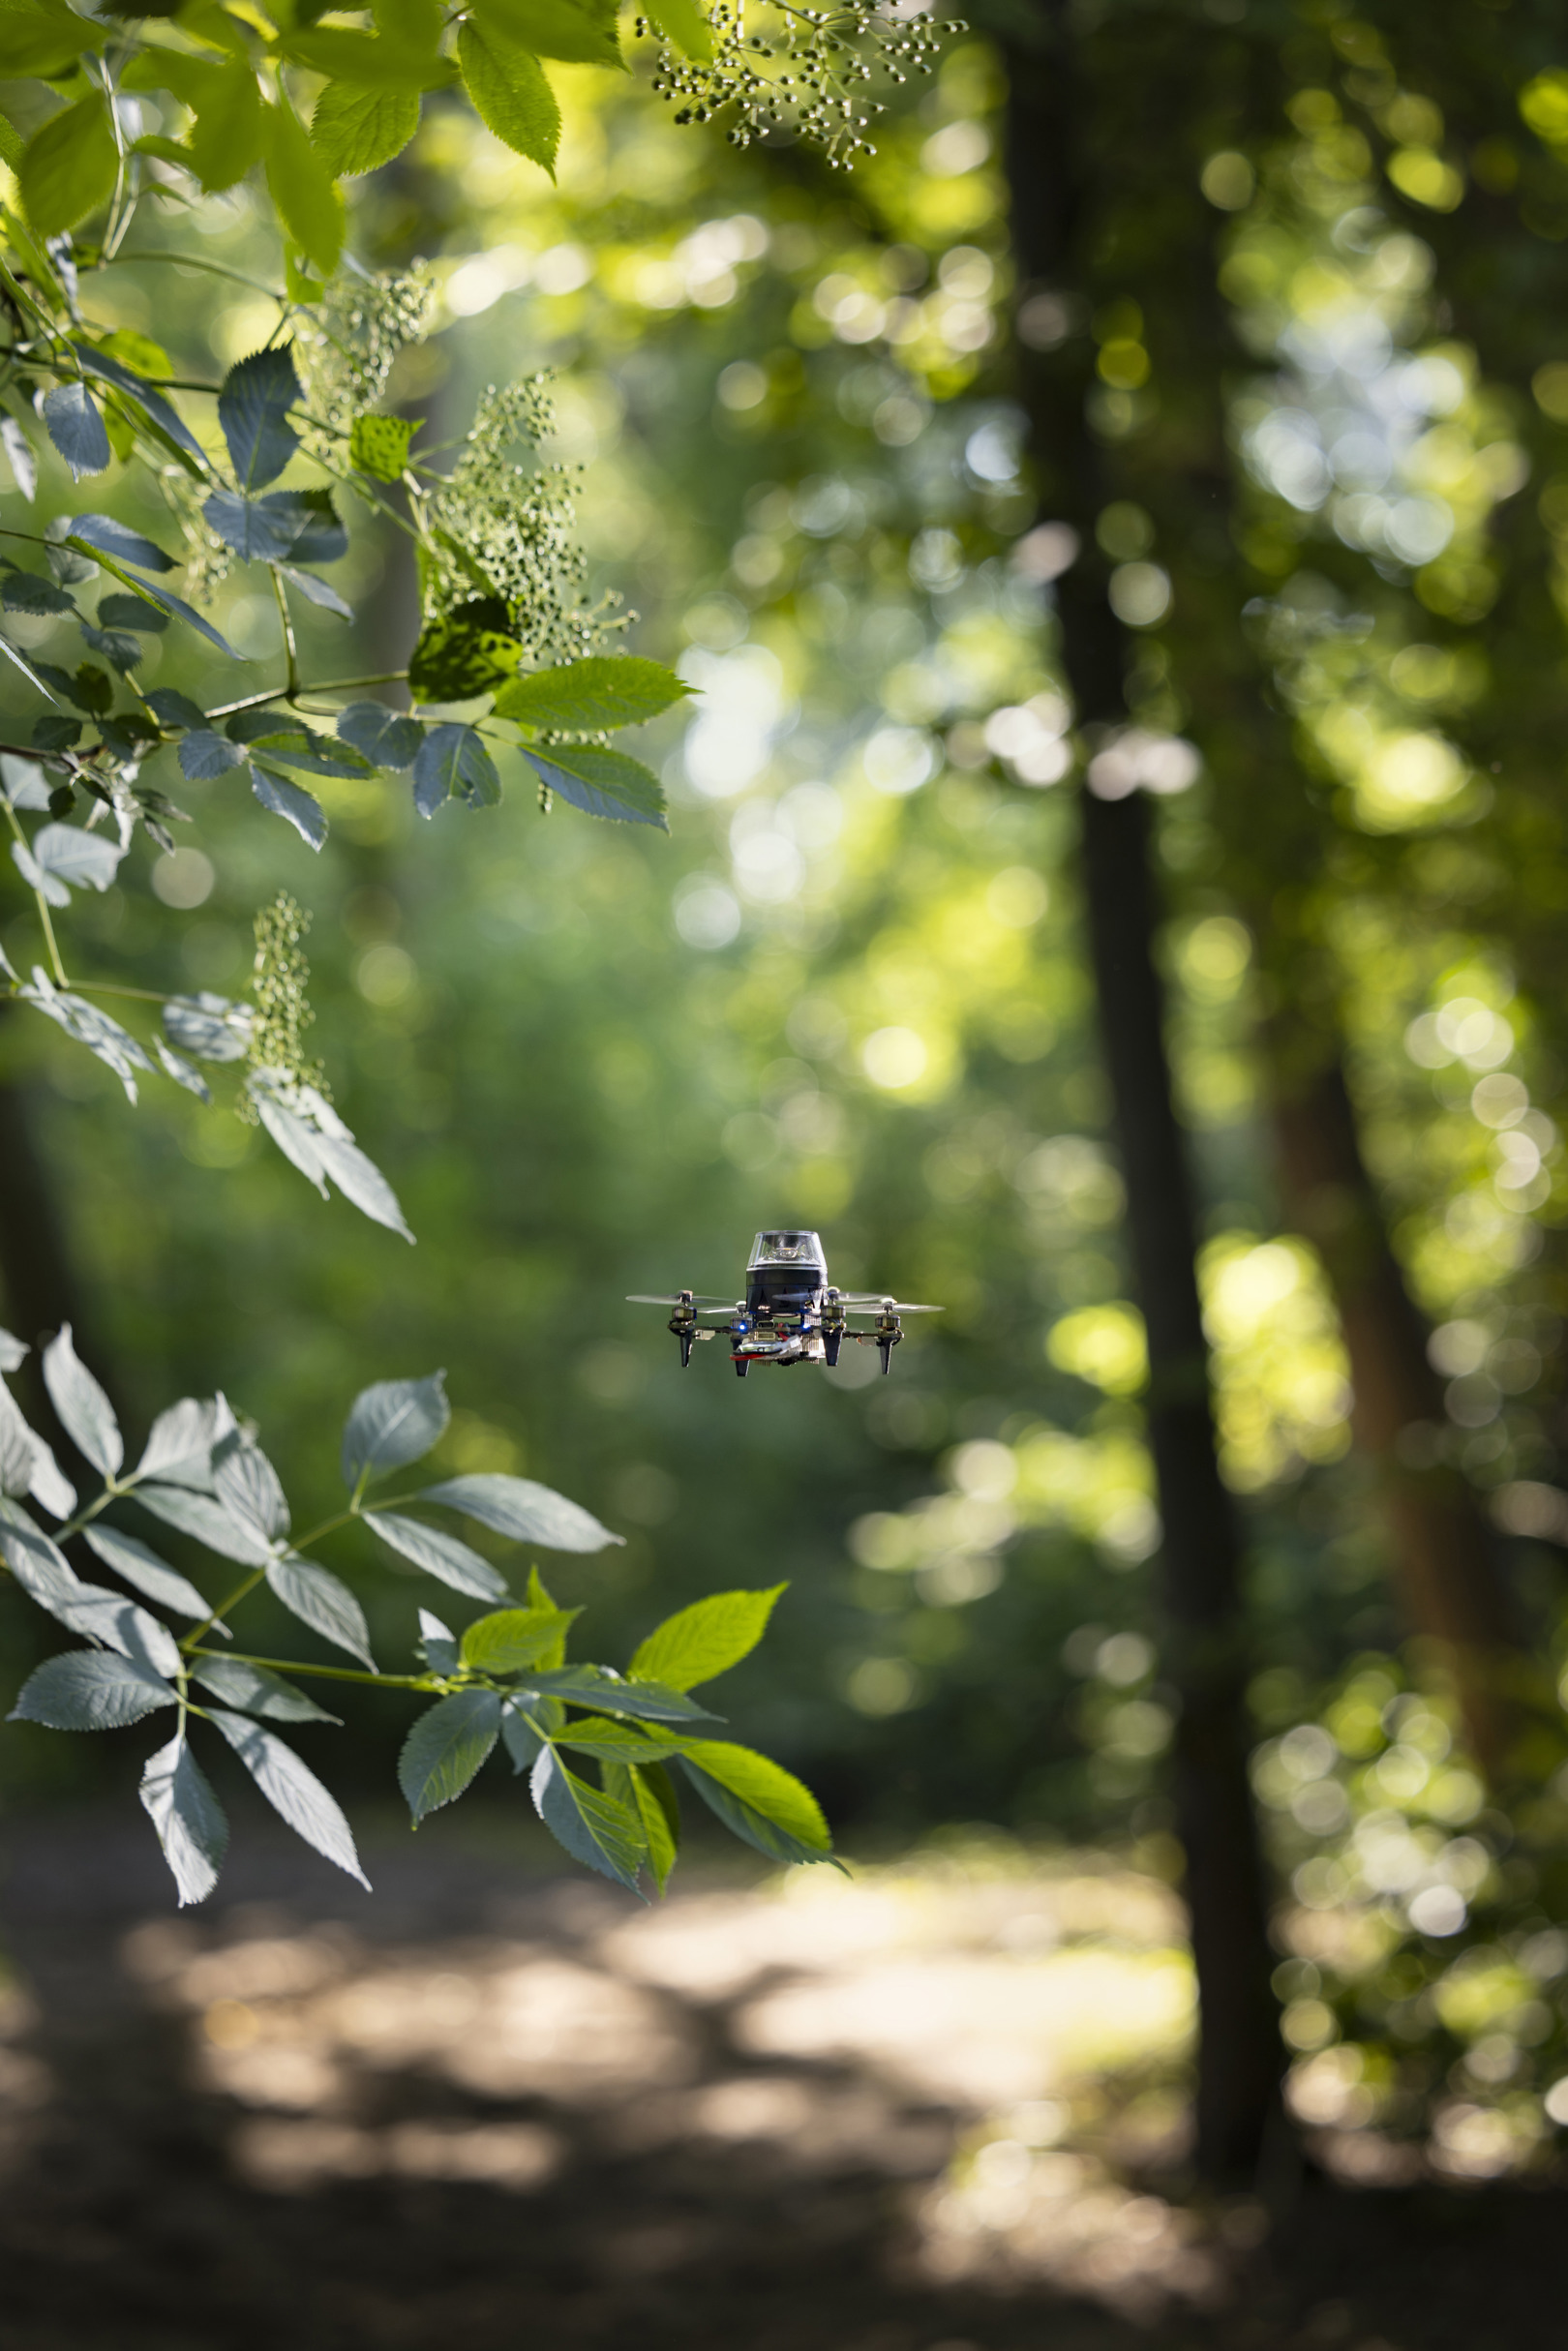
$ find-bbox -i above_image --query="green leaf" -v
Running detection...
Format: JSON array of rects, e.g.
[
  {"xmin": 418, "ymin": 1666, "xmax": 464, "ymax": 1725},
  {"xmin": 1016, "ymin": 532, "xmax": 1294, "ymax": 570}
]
[
  {"xmin": 363, "ymin": 1508, "xmax": 508, "ymax": 1601},
  {"xmin": 522, "ymin": 743, "xmax": 668, "ymax": 830},
  {"xmin": 76, "ymin": 549, "xmax": 244, "ymax": 664},
  {"xmin": 265, "ymin": 1552, "xmax": 376, "ymax": 1669},
  {"xmin": 416, "ymin": 1607, "xmax": 458, "ymax": 1672},
  {"xmin": 212, "ymin": 1432, "xmax": 290, "ymax": 1543},
  {"xmin": 248, "ymin": 1080, "xmax": 413, "ymax": 1243},
  {"xmin": 556, "ymin": 1713, "xmax": 683, "ymax": 1763},
  {"xmin": 678, "ymin": 1740, "xmax": 833, "ymax": 1865},
  {"xmin": 251, "ymin": 764, "xmax": 327, "ymax": 851},
  {"xmin": 407, "ymin": 599, "xmax": 521, "ymax": 701},
  {"xmin": 19, "ymin": 94, "xmax": 118, "ymax": 239},
  {"xmin": 398, "ymin": 1689, "xmax": 501, "ymax": 1820},
  {"xmin": 82, "ymin": 1525, "xmax": 214, "ymax": 1622},
  {"xmin": 75, "ymin": 343, "xmax": 206, "ymax": 467},
  {"xmin": 10, "ymin": 1648, "xmax": 176, "ymax": 1731},
  {"xmin": 495, "ymin": 654, "xmax": 693, "ymax": 733},
  {"xmin": 203, "ymin": 488, "xmax": 312, "ymax": 560},
  {"xmin": 263, "ymin": 102, "xmax": 345, "ymax": 282},
  {"xmin": 459, "ymin": 1605, "xmax": 581, "ymax": 1673},
  {"xmin": 416, "ymin": 1471, "xmax": 621, "ymax": 1552},
  {"xmin": 29, "ymin": 823, "xmax": 125, "ymax": 895},
  {"xmin": 140, "ymin": 1731, "xmax": 227, "ymax": 1906},
  {"xmin": 217, "ymin": 347, "xmax": 301, "ymax": 495},
  {"xmin": 63, "ymin": 513, "xmax": 175, "ymax": 574},
  {"xmin": 349, "ymin": 412, "xmax": 419, "ymax": 481},
  {"xmin": 180, "ymin": 729, "xmax": 247, "ymax": 781},
  {"xmin": 283, "ymin": 27, "xmax": 448, "ymax": 85},
  {"xmin": 646, "ymin": 0, "xmax": 711, "ymax": 60},
  {"xmin": 0, "ymin": 1385, "xmax": 35, "ymax": 1498},
  {"xmin": 629, "ymin": 1584, "xmax": 786, "ymax": 1692},
  {"xmin": 0, "ymin": 0, "xmax": 101, "ymax": 75},
  {"xmin": 471, "ymin": 0, "xmax": 622, "ymax": 70},
  {"xmin": 520, "ymin": 1666, "xmax": 719, "ymax": 1724},
  {"xmin": 603, "ymin": 1760, "xmax": 678, "ymax": 1892},
  {"xmin": 0, "ymin": 108, "xmax": 20, "ymax": 174},
  {"xmin": 529, "ymin": 1746, "xmax": 645, "ymax": 1892},
  {"xmin": 183, "ymin": 58, "xmax": 267, "ymax": 193},
  {"xmin": 411, "ymin": 723, "xmax": 500, "ymax": 817},
  {"xmin": 499, "ymin": 1694, "xmax": 557, "ymax": 1773},
  {"xmin": 189, "ymin": 1655, "xmax": 340, "ymax": 1723},
  {"xmin": 43, "ymin": 383, "xmax": 110, "ymax": 481},
  {"xmin": 342, "ymin": 1371, "xmax": 449, "ymax": 1485},
  {"xmin": 457, "ymin": 21, "xmax": 559, "ymax": 178},
  {"xmin": 42, "ymin": 1322, "xmax": 121, "ymax": 1477},
  {"xmin": 135, "ymin": 1394, "xmax": 225, "ymax": 1483},
  {"xmin": 136, "ymin": 1481, "xmax": 272, "ymax": 1565},
  {"xmin": 208, "ymin": 1706, "xmax": 370, "ymax": 1884},
  {"xmin": 338, "ymin": 701, "xmax": 424, "ymax": 769},
  {"xmin": 278, "ymin": 564, "xmax": 353, "ymax": 620},
  {"xmin": 312, "ymin": 81, "xmax": 421, "ymax": 177}
]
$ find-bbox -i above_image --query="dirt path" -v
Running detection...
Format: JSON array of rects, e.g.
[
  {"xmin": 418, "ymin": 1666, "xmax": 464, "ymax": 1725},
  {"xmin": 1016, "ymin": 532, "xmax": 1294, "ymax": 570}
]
[{"xmin": 0, "ymin": 1807, "xmax": 1561, "ymax": 2351}]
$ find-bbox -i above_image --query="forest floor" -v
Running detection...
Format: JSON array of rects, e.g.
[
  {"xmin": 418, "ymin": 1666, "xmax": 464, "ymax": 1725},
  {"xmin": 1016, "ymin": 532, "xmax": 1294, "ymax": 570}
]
[{"xmin": 0, "ymin": 1803, "xmax": 1562, "ymax": 2351}]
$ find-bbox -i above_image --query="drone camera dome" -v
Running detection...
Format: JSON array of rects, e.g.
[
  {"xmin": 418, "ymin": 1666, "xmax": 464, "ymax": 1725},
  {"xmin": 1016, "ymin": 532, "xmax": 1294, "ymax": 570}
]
[{"xmin": 747, "ymin": 1229, "xmax": 828, "ymax": 1271}]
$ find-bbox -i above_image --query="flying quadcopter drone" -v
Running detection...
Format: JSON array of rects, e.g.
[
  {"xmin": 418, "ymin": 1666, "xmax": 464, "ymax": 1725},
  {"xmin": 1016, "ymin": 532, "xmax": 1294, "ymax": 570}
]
[{"xmin": 629, "ymin": 1230, "xmax": 941, "ymax": 1378}]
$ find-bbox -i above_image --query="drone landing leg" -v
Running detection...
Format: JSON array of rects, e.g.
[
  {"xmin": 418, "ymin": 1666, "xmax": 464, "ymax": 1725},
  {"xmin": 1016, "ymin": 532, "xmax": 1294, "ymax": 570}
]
[
  {"xmin": 878, "ymin": 1338, "xmax": 893, "ymax": 1375},
  {"xmin": 734, "ymin": 1358, "xmax": 749, "ymax": 1378},
  {"xmin": 678, "ymin": 1330, "xmax": 694, "ymax": 1368},
  {"xmin": 825, "ymin": 1330, "xmax": 842, "ymax": 1367}
]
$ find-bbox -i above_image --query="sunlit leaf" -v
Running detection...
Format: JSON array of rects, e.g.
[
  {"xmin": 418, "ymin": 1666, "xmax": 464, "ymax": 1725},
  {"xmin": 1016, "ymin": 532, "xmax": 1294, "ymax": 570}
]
[
  {"xmin": 140, "ymin": 1730, "xmax": 227, "ymax": 1906},
  {"xmin": 399, "ymin": 1689, "xmax": 501, "ymax": 1820}
]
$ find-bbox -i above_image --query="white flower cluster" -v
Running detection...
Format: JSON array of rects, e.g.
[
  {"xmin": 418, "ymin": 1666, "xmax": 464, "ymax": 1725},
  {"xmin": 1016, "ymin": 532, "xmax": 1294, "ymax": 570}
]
[
  {"xmin": 296, "ymin": 265, "xmax": 437, "ymax": 439},
  {"xmin": 426, "ymin": 376, "xmax": 618, "ymax": 663}
]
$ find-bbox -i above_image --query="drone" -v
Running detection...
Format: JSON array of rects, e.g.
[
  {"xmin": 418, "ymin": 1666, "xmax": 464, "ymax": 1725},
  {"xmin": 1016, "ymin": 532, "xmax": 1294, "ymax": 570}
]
[{"xmin": 629, "ymin": 1230, "xmax": 941, "ymax": 1378}]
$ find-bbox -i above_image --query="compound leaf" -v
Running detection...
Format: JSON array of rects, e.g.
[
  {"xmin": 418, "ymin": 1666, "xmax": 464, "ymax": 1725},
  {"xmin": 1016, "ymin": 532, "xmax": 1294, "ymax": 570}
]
[
  {"xmin": 11, "ymin": 1647, "xmax": 176, "ymax": 1731},
  {"xmin": 83, "ymin": 1524, "xmax": 214, "ymax": 1622},
  {"xmin": 530, "ymin": 1746, "xmax": 645, "ymax": 1892},
  {"xmin": 265, "ymin": 1552, "xmax": 375, "ymax": 1669},
  {"xmin": 189, "ymin": 1656, "xmax": 340, "ymax": 1723},
  {"xmin": 522, "ymin": 742, "xmax": 667, "ymax": 829},
  {"xmin": 342, "ymin": 1371, "xmax": 449, "ymax": 1485},
  {"xmin": 415, "ymin": 1471, "xmax": 620, "ymax": 1552},
  {"xmin": 496, "ymin": 655, "xmax": 691, "ymax": 733},
  {"xmin": 140, "ymin": 1731, "xmax": 228, "ymax": 1905},
  {"xmin": 399, "ymin": 1688, "xmax": 501, "ymax": 1821},
  {"xmin": 208, "ymin": 1706, "xmax": 370, "ymax": 1885},
  {"xmin": 312, "ymin": 81, "xmax": 421, "ymax": 177},
  {"xmin": 43, "ymin": 1321, "xmax": 121, "ymax": 1476},
  {"xmin": 364, "ymin": 1509, "xmax": 507, "ymax": 1601},
  {"xmin": 629, "ymin": 1584, "xmax": 786, "ymax": 1692},
  {"xmin": 457, "ymin": 21, "xmax": 559, "ymax": 176}
]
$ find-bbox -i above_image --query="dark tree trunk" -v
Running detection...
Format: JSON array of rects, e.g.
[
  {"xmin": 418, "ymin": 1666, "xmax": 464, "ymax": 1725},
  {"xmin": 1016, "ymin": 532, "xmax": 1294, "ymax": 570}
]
[
  {"xmin": 1270, "ymin": 1047, "xmax": 1520, "ymax": 1772},
  {"xmin": 1002, "ymin": 5, "xmax": 1283, "ymax": 2183}
]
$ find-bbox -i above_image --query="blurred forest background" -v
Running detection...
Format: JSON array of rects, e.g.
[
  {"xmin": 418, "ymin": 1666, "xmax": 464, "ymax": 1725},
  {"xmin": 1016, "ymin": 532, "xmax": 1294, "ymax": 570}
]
[{"xmin": 8, "ymin": 0, "xmax": 1568, "ymax": 2194}]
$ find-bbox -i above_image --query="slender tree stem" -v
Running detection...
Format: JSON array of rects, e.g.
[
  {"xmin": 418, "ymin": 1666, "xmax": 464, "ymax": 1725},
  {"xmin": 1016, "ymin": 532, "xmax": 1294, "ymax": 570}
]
[
  {"xmin": 116, "ymin": 252, "xmax": 286, "ymax": 301},
  {"xmin": 191, "ymin": 1648, "xmax": 436, "ymax": 1692},
  {"xmin": 181, "ymin": 1568, "xmax": 265, "ymax": 1651},
  {"xmin": 60, "ymin": 980, "xmax": 170, "ymax": 1005},
  {"xmin": 1, "ymin": 798, "xmax": 68, "ymax": 985},
  {"xmin": 205, "ymin": 673, "xmax": 408, "ymax": 721},
  {"xmin": 271, "ymin": 565, "xmax": 300, "ymax": 698},
  {"xmin": 54, "ymin": 1485, "xmax": 120, "ymax": 1542}
]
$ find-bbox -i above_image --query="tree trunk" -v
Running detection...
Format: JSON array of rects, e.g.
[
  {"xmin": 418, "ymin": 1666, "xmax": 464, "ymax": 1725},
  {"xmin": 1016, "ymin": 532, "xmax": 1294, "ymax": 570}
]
[
  {"xmin": 1003, "ymin": 3, "xmax": 1283, "ymax": 2184},
  {"xmin": 1269, "ymin": 1047, "xmax": 1520, "ymax": 1772}
]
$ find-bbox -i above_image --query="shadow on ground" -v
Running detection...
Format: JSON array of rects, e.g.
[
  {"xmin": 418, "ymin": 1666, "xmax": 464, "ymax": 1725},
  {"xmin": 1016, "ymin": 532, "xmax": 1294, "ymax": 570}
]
[{"xmin": 0, "ymin": 1809, "xmax": 1562, "ymax": 2351}]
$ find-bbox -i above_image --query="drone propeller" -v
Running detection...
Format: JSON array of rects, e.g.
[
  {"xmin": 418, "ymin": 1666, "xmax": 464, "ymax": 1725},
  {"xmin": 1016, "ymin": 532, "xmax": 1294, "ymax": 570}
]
[
  {"xmin": 626, "ymin": 1294, "xmax": 737, "ymax": 1309},
  {"xmin": 835, "ymin": 1297, "xmax": 943, "ymax": 1314}
]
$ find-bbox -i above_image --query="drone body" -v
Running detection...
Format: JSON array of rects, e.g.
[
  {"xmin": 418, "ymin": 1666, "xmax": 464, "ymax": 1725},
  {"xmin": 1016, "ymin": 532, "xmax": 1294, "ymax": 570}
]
[{"xmin": 629, "ymin": 1230, "xmax": 941, "ymax": 1378}]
